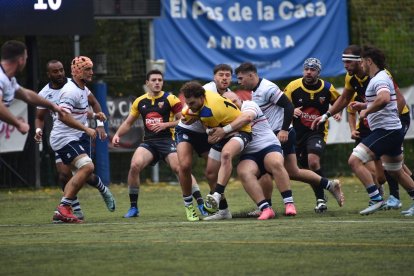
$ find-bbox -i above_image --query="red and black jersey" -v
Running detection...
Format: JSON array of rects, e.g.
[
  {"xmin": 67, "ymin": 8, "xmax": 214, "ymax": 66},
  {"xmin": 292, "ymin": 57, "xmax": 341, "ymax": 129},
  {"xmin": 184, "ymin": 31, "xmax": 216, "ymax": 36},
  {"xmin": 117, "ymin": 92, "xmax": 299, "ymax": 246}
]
[
  {"xmin": 130, "ymin": 91, "xmax": 182, "ymax": 141},
  {"xmin": 284, "ymin": 78, "xmax": 340, "ymax": 143}
]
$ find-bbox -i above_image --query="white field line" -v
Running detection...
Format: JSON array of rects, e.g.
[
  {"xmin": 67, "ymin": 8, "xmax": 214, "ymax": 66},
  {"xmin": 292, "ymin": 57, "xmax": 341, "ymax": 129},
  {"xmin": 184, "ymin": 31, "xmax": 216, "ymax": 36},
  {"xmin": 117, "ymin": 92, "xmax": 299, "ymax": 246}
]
[
  {"xmin": 1, "ymin": 239, "xmax": 414, "ymax": 248},
  {"xmin": 0, "ymin": 219, "xmax": 414, "ymax": 228}
]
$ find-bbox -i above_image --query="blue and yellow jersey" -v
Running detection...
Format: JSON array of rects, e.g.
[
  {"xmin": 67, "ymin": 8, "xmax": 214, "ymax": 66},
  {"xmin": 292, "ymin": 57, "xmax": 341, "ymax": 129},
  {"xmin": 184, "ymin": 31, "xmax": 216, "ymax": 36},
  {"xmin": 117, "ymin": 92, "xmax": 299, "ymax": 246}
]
[
  {"xmin": 130, "ymin": 91, "xmax": 182, "ymax": 141},
  {"xmin": 183, "ymin": 90, "xmax": 251, "ymax": 133}
]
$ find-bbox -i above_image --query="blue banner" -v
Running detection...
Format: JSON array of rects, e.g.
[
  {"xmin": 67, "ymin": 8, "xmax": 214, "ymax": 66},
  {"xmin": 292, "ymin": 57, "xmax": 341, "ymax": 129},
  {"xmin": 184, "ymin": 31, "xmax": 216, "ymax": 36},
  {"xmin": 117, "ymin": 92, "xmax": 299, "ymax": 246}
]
[{"xmin": 154, "ymin": 0, "xmax": 348, "ymax": 81}]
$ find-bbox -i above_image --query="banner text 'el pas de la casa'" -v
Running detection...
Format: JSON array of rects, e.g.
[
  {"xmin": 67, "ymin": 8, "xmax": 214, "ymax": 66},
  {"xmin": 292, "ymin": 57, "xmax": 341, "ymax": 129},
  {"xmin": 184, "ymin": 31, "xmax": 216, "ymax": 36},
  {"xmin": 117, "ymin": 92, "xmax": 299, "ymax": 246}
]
[{"xmin": 154, "ymin": 0, "xmax": 349, "ymax": 81}]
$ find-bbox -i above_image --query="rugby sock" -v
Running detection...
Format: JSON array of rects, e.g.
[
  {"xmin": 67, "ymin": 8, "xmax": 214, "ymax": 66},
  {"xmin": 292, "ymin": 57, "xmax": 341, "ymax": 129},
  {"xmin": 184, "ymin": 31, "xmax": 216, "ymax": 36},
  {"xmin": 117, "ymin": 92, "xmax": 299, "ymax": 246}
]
[
  {"xmin": 313, "ymin": 186, "xmax": 325, "ymax": 201},
  {"xmin": 60, "ymin": 197, "xmax": 73, "ymax": 206},
  {"xmin": 313, "ymin": 169, "xmax": 326, "ymax": 199},
  {"xmin": 281, "ymin": 190, "xmax": 294, "ymax": 204},
  {"xmin": 366, "ymin": 184, "xmax": 383, "ymax": 201},
  {"xmin": 257, "ymin": 200, "xmax": 270, "ymax": 211},
  {"xmin": 191, "ymin": 183, "xmax": 204, "ymax": 205},
  {"xmin": 87, "ymin": 175, "xmax": 108, "ymax": 194},
  {"xmin": 214, "ymin": 183, "xmax": 226, "ymax": 194},
  {"xmin": 384, "ymin": 171, "xmax": 399, "ymax": 199},
  {"xmin": 266, "ymin": 198, "xmax": 272, "ymax": 207},
  {"xmin": 219, "ymin": 195, "xmax": 228, "ymax": 210},
  {"xmin": 71, "ymin": 196, "xmax": 82, "ymax": 212},
  {"xmin": 128, "ymin": 186, "xmax": 139, "ymax": 208},
  {"xmin": 320, "ymin": 177, "xmax": 331, "ymax": 190},
  {"xmin": 183, "ymin": 195, "xmax": 193, "ymax": 207}
]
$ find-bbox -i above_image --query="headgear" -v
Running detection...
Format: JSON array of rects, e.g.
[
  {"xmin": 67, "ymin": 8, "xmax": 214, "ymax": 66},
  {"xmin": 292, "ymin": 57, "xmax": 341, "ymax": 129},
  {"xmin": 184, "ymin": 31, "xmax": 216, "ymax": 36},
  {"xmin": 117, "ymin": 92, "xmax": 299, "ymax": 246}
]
[
  {"xmin": 303, "ymin": 58, "xmax": 322, "ymax": 72},
  {"xmin": 341, "ymin": 54, "xmax": 361, "ymax": 61},
  {"xmin": 71, "ymin": 56, "xmax": 93, "ymax": 78}
]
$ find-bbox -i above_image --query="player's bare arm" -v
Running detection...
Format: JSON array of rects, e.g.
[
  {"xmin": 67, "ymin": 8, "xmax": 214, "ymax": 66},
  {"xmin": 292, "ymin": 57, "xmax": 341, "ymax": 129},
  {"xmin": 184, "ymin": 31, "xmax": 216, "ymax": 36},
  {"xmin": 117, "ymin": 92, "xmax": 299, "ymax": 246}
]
[
  {"xmin": 58, "ymin": 110, "xmax": 96, "ymax": 139},
  {"xmin": 112, "ymin": 114, "xmax": 137, "ymax": 146},
  {"xmin": 34, "ymin": 108, "xmax": 48, "ymax": 143},
  {"xmin": 311, "ymin": 87, "xmax": 353, "ymax": 129},
  {"xmin": 208, "ymin": 110, "xmax": 255, "ymax": 144}
]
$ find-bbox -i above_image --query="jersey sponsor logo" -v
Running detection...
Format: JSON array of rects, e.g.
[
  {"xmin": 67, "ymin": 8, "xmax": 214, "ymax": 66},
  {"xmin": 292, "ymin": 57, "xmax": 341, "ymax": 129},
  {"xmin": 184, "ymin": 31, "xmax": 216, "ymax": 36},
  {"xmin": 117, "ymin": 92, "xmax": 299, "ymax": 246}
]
[
  {"xmin": 299, "ymin": 106, "xmax": 321, "ymax": 128},
  {"xmin": 145, "ymin": 112, "xmax": 163, "ymax": 129}
]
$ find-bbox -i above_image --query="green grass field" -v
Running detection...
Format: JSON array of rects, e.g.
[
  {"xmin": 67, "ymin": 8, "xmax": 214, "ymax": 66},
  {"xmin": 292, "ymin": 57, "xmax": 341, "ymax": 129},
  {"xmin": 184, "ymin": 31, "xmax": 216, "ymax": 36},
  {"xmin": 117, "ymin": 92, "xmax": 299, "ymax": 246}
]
[{"xmin": 1, "ymin": 177, "xmax": 413, "ymax": 275}]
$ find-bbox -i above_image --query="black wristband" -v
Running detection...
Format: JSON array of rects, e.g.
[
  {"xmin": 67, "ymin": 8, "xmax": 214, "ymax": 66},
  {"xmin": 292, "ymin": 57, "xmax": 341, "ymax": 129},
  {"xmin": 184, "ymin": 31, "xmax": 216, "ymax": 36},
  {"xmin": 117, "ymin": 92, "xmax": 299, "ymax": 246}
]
[{"xmin": 326, "ymin": 111, "xmax": 332, "ymax": 118}]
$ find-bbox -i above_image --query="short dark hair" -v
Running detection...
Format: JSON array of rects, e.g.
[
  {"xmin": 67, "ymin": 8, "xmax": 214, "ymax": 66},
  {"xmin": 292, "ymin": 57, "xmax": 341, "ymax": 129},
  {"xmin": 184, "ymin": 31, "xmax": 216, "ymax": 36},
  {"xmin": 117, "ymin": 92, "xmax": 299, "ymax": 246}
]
[
  {"xmin": 46, "ymin": 59, "xmax": 62, "ymax": 70},
  {"xmin": 235, "ymin": 62, "xmax": 257, "ymax": 75},
  {"xmin": 146, "ymin": 69, "xmax": 163, "ymax": 81},
  {"xmin": 181, "ymin": 81, "xmax": 205, "ymax": 98},
  {"xmin": 343, "ymin": 45, "xmax": 362, "ymax": 56},
  {"xmin": 1, "ymin": 40, "xmax": 26, "ymax": 61},
  {"xmin": 361, "ymin": 45, "xmax": 386, "ymax": 70},
  {"xmin": 213, "ymin": 64, "xmax": 233, "ymax": 75}
]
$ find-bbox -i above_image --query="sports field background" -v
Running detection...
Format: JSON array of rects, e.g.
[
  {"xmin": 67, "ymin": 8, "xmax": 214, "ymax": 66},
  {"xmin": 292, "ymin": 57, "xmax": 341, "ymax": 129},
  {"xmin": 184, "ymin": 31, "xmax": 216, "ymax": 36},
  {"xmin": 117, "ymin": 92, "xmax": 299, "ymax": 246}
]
[{"xmin": 1, "ymin": 177, "xmax": 413, "ymax": 275}]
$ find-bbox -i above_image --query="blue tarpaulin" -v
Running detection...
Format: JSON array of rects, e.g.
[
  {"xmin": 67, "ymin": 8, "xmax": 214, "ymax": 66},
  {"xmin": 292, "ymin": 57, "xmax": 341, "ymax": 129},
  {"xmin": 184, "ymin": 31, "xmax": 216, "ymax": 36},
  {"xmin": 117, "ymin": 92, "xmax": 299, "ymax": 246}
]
[{"xmin": 154, "ymin": 0, "xmax": 348, "ymax": 80}]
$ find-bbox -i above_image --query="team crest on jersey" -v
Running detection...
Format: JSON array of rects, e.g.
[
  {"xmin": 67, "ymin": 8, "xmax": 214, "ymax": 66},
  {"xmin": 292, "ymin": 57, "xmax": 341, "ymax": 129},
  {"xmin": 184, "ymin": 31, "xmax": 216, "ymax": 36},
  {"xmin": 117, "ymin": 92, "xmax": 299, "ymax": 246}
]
[
  {"xmin": 319, "ymin": 97, "xmax": 326, "ymax": 104},
  {"xmin": 158, "ymin": 101, "xmax": 165, "ymax": 109}
]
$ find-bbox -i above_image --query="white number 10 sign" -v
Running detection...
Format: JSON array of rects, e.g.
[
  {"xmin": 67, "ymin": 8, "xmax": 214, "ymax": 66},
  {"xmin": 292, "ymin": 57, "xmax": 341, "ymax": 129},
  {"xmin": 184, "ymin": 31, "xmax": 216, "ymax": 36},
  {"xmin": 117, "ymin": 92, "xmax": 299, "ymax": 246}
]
[{"xmin": 34, "ymin": 0, "xmax": 62, "ymax": 11}]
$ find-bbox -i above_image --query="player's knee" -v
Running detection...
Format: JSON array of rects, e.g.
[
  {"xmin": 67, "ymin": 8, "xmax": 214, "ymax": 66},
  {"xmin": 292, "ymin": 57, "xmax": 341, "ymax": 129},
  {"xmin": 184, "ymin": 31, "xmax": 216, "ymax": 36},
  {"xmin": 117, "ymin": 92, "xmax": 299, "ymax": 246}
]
[
  {"xmin": 179, "ymin": 163, "xmax": 192, "ymax": 175},
  {"xmin": 205, "ymin": 168, "xmax": 216, "ymax": 183},
  {"xmin": 74, "ymin": 156, "xmax": 93, "ymax": 171},
  {"xmin": 237, "ymin": 166, "xmax": 249, "ymax": 179},
  {"xmin": 383, "ymin": 161, "xmax": 403, "ymax": 172},
  {"xmin": 351, "ymin": 145, "xmax": 372, "ymax": 164},
  {"xmin": 308, "ymin": 161, "xmax": 319, "ymax": 171},
  {"xmin": 130, "ymin": 160, "xmax": 145, "ymax": 173},
  {"xmin": 220, "ymin": 149, "xmax": 233, "ymax": 163}
]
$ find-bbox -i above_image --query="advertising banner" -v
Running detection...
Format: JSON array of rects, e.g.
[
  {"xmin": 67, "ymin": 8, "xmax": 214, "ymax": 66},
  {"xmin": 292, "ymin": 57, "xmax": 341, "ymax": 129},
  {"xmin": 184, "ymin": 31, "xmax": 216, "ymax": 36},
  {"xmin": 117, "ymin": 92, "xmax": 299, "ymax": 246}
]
[
  {"xmin": 0, "ymin": 100, "xmax": 28, "ymax": 153},
  {"xmin": 154, "ymin": 0, "xmax": 348, "ymax": 80},
  {"xmin": 106, "ymin": 96, "xmax": 144, "ymax": 151}
]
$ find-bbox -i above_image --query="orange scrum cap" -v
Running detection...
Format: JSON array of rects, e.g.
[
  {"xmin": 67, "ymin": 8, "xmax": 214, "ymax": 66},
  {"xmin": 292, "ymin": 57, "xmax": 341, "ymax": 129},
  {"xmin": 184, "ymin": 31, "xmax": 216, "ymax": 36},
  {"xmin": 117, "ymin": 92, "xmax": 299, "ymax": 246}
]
[{"xmin": 71, "ymin": 56, "xmax": 93, "ymax": 78}]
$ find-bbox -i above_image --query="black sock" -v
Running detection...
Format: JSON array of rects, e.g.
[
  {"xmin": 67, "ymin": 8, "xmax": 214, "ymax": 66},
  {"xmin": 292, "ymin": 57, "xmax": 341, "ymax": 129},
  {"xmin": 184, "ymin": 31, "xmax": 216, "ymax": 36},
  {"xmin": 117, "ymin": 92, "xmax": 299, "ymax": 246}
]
[
  {"xmin": 266, "ymin": 198, "xmax": 272, "ymax": 207},
  {"xmin": 192, "ymin": 190, "xmax": 204, "ymax": 205},
  {"xmin": 214, "ymin": 183, "xmax": 226, "ymax": 194},
  {"xmin": 128, "ymin": 187, "xmax": 139, "ymax": 208},
  {"xmin": 385, "ymin": 170, "xmax": 399, "ymax": 199},
  {"xmin": 314, "ymin": 169, "xmax": 325, "ymax": 199},
  {"xmin": 219, "ymin": 196, "xmax": 228, "ymax": 210}
]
